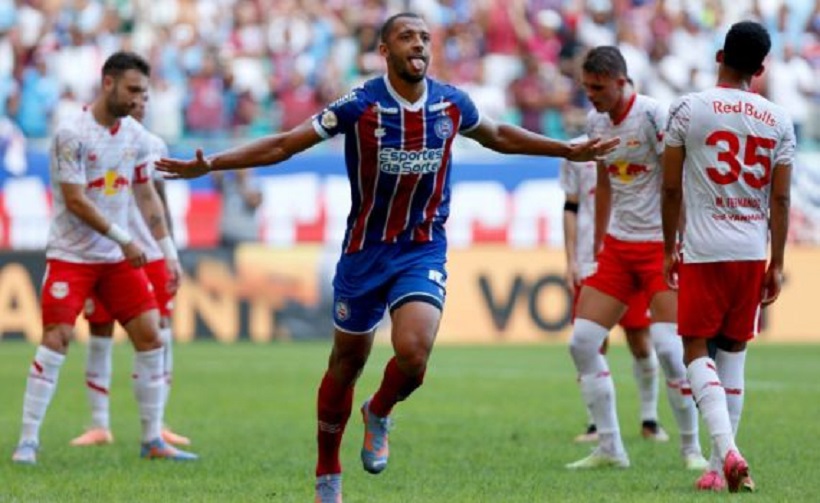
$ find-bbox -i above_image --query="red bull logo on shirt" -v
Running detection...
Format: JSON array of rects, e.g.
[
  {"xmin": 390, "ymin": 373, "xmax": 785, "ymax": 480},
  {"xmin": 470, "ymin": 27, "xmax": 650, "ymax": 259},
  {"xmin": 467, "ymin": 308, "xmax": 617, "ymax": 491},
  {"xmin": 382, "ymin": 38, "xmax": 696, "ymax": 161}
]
[
  {"xmin": 378, "ymin": 148, "xmax": 445, "ymax": 175},
  {"xmin": 607, "ymin": 161, "xmax": 649, "ymax": 182},
  {"xmin": 86, "ymin": 169, "xmax": 130, "ymax": 195}
]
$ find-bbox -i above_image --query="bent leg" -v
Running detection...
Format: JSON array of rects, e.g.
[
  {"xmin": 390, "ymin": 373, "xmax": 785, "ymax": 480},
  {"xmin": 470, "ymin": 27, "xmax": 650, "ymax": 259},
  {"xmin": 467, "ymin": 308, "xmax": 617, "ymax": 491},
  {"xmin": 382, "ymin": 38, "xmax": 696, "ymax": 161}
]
[
  {"xmin": 570, "ymin": 287, "xmax": 627, "ymax": 459},
  {"xmin": 369, "ymin": 301, "xmax": 440, "ymax": 417},
  {"xmin": 19, "ymin": 259, "xmax": 97, "ymax": 461}
]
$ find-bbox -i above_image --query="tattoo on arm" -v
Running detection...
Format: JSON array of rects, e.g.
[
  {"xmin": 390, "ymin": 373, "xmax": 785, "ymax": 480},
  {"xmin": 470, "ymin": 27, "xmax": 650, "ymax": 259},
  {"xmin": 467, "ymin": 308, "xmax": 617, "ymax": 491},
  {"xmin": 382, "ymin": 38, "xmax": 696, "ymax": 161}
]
[{"xmin": 148, "ymin": 214, "xmax": 162, "ymax": 231}]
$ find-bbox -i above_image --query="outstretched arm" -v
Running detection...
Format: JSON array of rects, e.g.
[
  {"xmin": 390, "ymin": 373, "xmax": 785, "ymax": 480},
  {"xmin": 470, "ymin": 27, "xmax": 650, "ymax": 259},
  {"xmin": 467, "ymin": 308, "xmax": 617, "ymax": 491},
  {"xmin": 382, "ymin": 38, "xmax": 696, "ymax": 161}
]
[
  {"xmin": 157, "ymin": 120, "xmax": 324, "ymax": 179},
  {"xmin": 462, "ymin": 116, "xmax": 619, "ymax": 162}
]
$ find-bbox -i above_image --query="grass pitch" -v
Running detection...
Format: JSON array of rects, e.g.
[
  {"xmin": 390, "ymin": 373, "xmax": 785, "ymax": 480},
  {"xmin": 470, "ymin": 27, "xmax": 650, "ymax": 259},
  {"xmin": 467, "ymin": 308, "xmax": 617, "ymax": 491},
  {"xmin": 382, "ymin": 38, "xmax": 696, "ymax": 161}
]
[{"xmin": 0, "ymin": 341, "xmax": 818, "ymax": 502}]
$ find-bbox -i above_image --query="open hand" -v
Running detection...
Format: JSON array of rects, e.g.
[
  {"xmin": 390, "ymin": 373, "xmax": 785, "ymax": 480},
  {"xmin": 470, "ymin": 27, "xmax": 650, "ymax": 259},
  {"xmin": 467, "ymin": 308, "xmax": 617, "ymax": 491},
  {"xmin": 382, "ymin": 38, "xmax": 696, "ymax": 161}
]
[
  {"xmin": 566, "ymin": 137, "xmax": 620, "ymax": 162},
  {"xmin": 155, "ymin": 149, "xmax": 212, "ymax": 180}
]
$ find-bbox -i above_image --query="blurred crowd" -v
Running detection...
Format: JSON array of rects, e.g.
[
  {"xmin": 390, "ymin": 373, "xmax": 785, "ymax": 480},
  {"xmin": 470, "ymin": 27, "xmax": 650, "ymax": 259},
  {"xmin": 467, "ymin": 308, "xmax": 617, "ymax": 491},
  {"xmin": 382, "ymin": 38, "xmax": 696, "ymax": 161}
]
[{"xmin": 1, "ymin": 0, "xmax": 819, "ymax": 146}]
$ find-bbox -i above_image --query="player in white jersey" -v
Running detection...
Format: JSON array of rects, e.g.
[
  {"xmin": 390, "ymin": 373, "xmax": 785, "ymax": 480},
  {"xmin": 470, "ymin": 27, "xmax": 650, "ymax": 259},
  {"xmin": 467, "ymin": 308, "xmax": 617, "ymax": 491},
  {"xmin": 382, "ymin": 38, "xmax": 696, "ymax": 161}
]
[
  {"xmin": 70, "ymin": 93, "xmax": 191, "ymax": 448},
  {"xmin": 561, "ymin": 135, "xmax": 667, "ymax": 444},
  {"xmin": 566, "ymin": 47, "xmax": 707, "ymax": 471},
  {"xmin": 662, "ymin": 21, "xmax": 794, "ymax": 493},
  {"xmin": 11, "ymin": 52, "xmax": 196, "ymax": 464}
]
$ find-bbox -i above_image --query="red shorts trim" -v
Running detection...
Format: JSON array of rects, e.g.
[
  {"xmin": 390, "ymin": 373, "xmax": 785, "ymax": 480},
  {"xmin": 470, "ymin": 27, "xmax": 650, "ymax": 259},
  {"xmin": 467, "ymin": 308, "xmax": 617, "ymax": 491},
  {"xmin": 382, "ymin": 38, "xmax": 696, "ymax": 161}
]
[
  {"xmin": 584, "ymin": 235, "xmax": 669, "ymax": 305},
  {"xmin": 42, "ymin": 259, "xmax": 157, "ymax": 326},
  {"xmin": 572, "ymin": 280, "xmax": 650, "ymax": 330},
  {"xmin": 84, "ymin": 259, "xmax": 173, "ymax": 323},
  {"xmin": 678, "ymin": 261, "xmax": 765, "ymax": 341}
]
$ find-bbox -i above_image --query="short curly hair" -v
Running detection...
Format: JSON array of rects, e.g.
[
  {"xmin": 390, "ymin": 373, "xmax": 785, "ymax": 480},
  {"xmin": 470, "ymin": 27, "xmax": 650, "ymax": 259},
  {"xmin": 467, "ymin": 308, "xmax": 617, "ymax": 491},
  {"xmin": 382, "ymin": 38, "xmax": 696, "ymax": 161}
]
[{"xmin": 723, "ymin": 21, "xmax": 771, "ymax": 76}]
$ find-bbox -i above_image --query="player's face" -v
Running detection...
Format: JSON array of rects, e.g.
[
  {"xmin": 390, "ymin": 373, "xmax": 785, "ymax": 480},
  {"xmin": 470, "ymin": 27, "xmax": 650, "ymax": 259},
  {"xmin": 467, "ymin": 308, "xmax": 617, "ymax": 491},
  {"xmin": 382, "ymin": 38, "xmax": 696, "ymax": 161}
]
[
  {"xmin": 380, "ymin": 17, "xmax": 431, "ymax": 84},
  {"xmin": 581, "ymin": 71, "xmax": 626, "ymax": 113},
  {"xmin": 104, "ymin": 69, "xmax": 149, "ymax": 118},
  {"xmin": 130, "ymin": 93, "xmax": 147, "ymax": 123}
]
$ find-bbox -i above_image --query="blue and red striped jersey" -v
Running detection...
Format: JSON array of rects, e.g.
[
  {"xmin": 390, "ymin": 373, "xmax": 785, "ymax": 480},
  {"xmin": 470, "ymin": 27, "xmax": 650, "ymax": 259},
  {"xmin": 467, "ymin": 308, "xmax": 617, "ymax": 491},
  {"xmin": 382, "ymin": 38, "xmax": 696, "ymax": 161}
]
[{"xmin": 312, "ymin": 75, "xmax": 481, "ymax": 254}]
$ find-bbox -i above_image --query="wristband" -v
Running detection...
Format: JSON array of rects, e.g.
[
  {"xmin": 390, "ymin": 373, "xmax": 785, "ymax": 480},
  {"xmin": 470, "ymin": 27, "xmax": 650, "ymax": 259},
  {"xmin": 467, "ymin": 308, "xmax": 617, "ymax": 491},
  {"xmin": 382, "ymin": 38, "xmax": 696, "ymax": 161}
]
[
  {"xmin": 106, "ymin": 223, "xmax": 132, "ymax": 246},
  {"xmin": 158, "ymin": 236, "xmax": 179, "ymax": 261}
]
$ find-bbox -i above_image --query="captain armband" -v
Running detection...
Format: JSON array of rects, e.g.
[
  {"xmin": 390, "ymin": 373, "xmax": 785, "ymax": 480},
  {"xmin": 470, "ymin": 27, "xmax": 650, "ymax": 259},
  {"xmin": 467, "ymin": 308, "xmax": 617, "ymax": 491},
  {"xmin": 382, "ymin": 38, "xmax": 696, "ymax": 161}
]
[{"xmin": 564, "ymin": 201, "xmax": 579, "ymax": 213}]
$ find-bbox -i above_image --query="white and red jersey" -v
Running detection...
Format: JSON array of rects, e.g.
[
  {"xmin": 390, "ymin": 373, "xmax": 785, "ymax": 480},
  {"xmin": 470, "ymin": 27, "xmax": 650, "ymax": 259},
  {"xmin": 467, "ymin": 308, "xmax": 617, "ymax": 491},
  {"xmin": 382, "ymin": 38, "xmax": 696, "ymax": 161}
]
[
  {"xmin": 47, "ymin": 109, "xmax": 152, "ymax": 263},
  {"xmin": 129, "ymin": 131, "xmax": 169, "ymax": 262},
  {"xmin": 665, "ymin": 87, "xmax": 796, "ymax": 263},
  {"xmin": 587, "ymin": 94, "xmax": 666, "ymax": 242},
  {"xmin": 559, "ymin": 137, "xmax": 598, "ymax": 279}
]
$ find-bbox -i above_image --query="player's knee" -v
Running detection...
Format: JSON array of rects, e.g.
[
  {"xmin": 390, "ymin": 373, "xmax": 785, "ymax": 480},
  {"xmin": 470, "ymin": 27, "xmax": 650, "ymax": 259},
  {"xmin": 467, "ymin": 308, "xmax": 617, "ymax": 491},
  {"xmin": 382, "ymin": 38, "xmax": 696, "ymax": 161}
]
[
  {"xmin": 129, "ymin": 327, "xmax": 163, "ymax": 352},
  {"xmin": 41, "ymin": 325, "xmax": 73, "ymax": 353},
  {"xmin": 569, "ymin": 331, "xmax": 600, "ymax": 362},
  {"xmin": 395, "ymin": 350, "xmax": 429, "ymax": 376},
  {"xmin": 394, "ymin": 336, "xmax": 432, "ymax": 375},
  {"xmin": 393, "ymin": 328, "xmax": 434, "ymax": 374},
  {"xmin": 329, "ymin": 353, "xmax": 368, "ymax": 385}
]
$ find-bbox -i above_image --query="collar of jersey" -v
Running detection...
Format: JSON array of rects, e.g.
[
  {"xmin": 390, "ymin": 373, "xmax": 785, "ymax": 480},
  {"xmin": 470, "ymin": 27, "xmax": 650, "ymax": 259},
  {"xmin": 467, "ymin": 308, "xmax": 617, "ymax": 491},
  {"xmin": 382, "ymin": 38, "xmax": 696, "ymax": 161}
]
[{"xmin": 382, "ymin": 75, "xmax": 428, "ymax": 112}]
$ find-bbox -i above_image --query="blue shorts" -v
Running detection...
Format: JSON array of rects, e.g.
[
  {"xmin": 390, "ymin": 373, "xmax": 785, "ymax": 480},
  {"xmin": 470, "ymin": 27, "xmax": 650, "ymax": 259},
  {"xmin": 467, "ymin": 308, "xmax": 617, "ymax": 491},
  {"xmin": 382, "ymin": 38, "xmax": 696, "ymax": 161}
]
[{"xmin": 332, "ymin": 240, "xmax": 447, "ymax": 334}]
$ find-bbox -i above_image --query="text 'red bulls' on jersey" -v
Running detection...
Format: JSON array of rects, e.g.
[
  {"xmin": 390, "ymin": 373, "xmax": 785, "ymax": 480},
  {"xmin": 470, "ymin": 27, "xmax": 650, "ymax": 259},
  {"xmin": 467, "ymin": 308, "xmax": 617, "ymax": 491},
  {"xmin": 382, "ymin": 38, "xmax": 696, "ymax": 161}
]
[{"xmin": 312, "ymin": 75, "xmax": 480, "ymax": 254}]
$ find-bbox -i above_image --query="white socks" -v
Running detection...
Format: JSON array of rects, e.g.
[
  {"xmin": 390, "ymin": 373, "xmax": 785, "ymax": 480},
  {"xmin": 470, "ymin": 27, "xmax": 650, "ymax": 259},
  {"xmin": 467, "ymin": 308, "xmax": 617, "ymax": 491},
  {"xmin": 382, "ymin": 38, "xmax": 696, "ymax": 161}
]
[
  {"xmin": 716, "ymin": 348, "xmax": 746, "ymax": 434},
  {"xmin": 632, "ymin": 351, "xmax": 659, "ymax": 422},
  {"xmin": 85, "ymin": 335, "xmax": 114, "ymax": 429},
  {"xmin": 160, "ymin": 327, "xmax": 174, "ymax": 409},
  {"xmin": 133, "ymin": 348, "xmax": 165, "ymax": 443},
  {"xmin": 85, "ymin": 328, "xmax": 177, "ymax": 429},
  {"xmin": 20, "ymin": 346, "xmax": 65, "ymax": 443},
  {"xmin": 687, "ymin": 356, "xmax": 736, "ymax": 460},
  {"xmin": 571, "ymin": 319, "xmax": 624, "ymax": 455},
  {"xmin": 651, "ymin": 323, "xmax": 701, "ymax": 454},
  {"xmin": 706, "ymin": 349, "xmax": 746, "ymax": 470}
]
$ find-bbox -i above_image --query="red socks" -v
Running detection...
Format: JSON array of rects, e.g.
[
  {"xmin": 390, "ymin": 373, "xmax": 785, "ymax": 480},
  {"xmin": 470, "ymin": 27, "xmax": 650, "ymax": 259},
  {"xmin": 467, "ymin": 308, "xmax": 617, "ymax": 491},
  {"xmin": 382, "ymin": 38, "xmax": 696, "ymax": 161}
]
[
  {"xmin": 316, "ymin": 371, "xmax": 354, "ymax": 476},
  {"xmin": 369, "ymin": 357, "xmax": 426, "ymax": 418}
]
